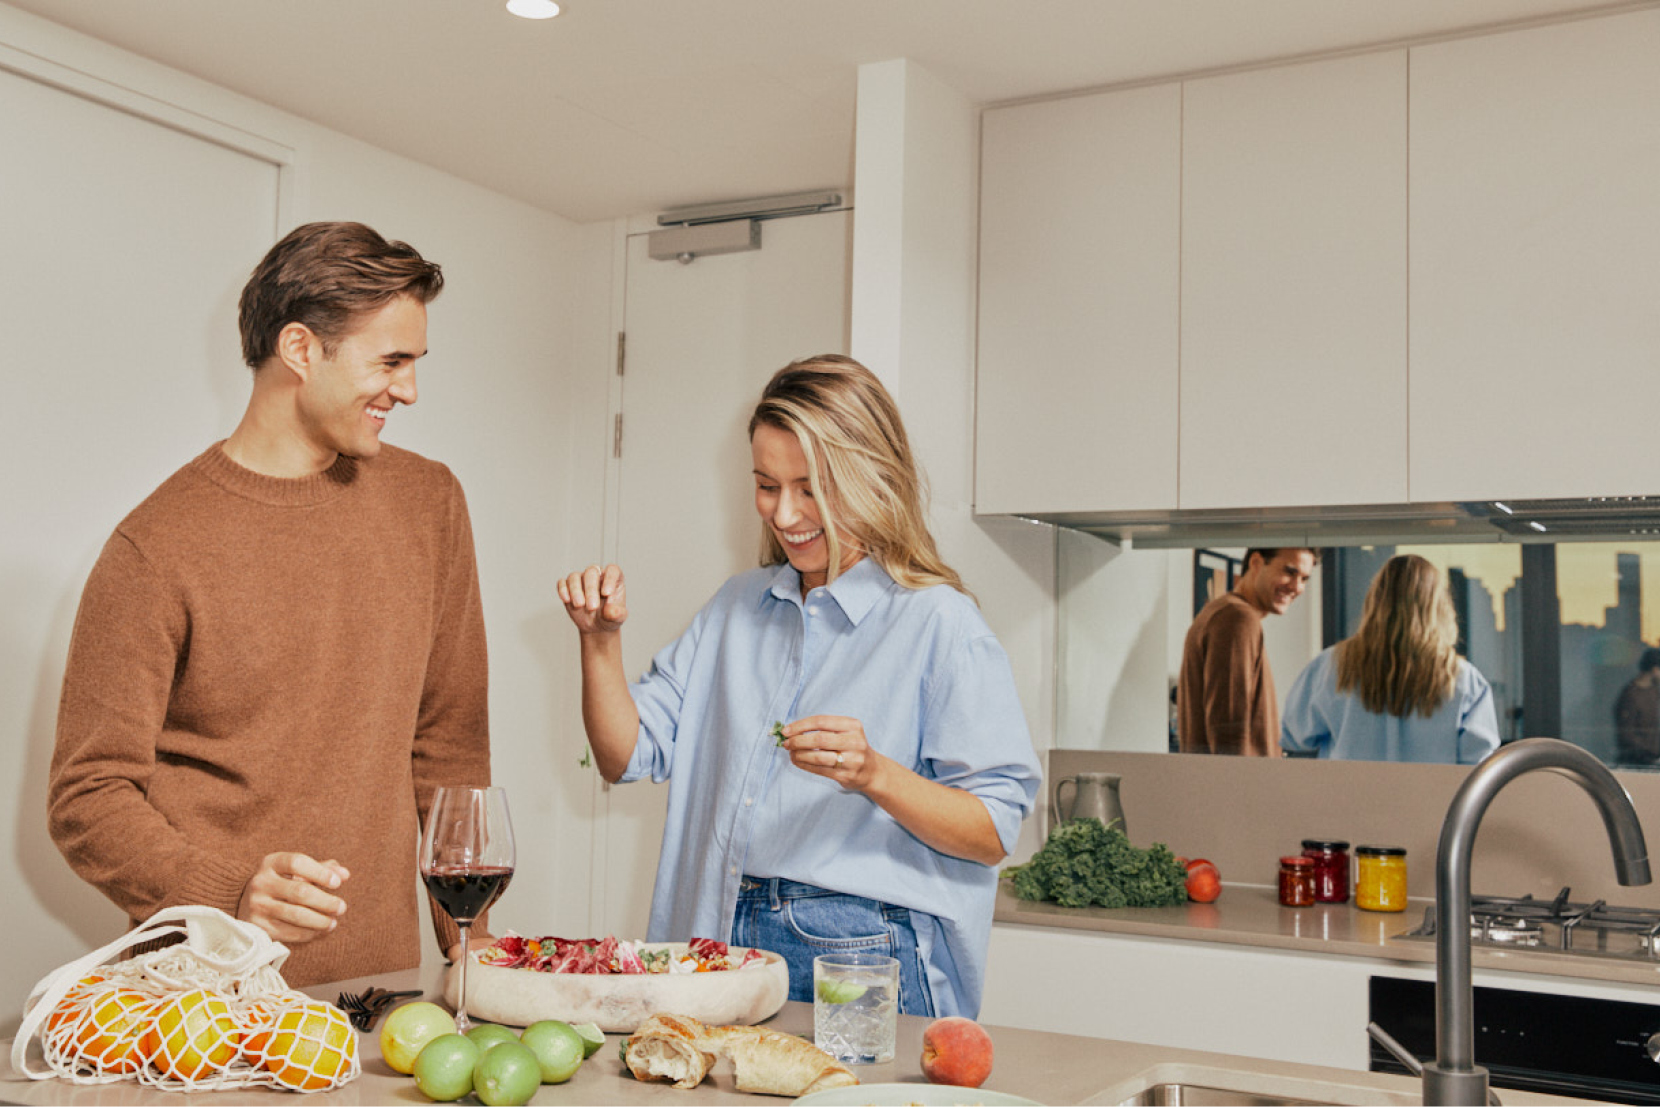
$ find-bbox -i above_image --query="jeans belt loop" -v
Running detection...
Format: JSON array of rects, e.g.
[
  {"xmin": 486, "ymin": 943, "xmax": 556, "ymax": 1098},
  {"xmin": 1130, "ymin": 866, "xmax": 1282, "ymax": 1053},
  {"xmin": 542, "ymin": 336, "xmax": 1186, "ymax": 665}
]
[{"xmin": 767, "ymin": 877, "xmax": 783, "ymax": 911}]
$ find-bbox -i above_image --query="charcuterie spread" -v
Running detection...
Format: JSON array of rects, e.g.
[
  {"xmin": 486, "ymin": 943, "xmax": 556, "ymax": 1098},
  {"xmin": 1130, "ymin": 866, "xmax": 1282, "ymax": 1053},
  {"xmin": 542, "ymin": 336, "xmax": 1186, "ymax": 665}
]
[
  {"xmin": 452, "ymin": 934, "xmax": 789, "ymax": 1032},
  {"xmin": 479, "ymin": 934, "xmax": 767, "ymax": 974}
]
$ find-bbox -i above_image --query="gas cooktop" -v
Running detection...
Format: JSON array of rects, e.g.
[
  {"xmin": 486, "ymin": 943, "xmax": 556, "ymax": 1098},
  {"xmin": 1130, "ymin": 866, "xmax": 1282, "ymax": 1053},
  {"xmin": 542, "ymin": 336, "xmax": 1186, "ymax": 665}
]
[{"xmin": 1397, "ymin": 886, "xmax": 1660, "ymax": 963}]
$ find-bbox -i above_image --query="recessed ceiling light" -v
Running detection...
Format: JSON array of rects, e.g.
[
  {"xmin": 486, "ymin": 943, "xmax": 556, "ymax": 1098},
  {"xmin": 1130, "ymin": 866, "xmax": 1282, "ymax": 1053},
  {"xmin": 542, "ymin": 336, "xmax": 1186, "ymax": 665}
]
[{"xmin": 506, "ymin": 0, "xmax": 560, "ymax": 19}]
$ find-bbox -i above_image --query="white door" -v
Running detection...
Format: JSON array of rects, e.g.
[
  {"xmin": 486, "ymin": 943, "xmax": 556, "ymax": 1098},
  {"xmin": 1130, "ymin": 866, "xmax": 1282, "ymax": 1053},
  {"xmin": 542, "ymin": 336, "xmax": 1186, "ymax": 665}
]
[{"xmin": 594, "ymin": 209, "xmax": 850, "ymax": 937}]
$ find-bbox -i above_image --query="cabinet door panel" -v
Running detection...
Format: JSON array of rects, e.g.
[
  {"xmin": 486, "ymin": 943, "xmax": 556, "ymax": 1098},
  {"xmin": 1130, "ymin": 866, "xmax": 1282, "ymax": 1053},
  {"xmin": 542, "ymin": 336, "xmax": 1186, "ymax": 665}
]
[
  {"xmin": 1409, "ymin": 10, "xmax": 1660, "ymax": 502},
  {"xmin": 1181, "ymin": 51, "xmax": 1408, "ymax": 510},
  {"xmin": 977, "ymin": 85, "xmax": 1180, "ymax": 515}
]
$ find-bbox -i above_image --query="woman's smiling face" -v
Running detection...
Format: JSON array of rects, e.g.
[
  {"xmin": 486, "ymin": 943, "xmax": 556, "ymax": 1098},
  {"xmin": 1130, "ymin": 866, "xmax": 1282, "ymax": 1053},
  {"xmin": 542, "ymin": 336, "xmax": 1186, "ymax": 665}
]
[{"xmin": 751, "ymin": 422, "xmax": 859, "ymax": 592}]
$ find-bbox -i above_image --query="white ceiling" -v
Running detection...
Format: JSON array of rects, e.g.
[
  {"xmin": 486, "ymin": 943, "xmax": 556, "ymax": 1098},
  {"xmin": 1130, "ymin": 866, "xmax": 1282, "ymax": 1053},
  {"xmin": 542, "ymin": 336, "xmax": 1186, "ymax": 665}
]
[{"xmin": 3, "ymin": 0, "xmax": 1633, "ymax": 223}]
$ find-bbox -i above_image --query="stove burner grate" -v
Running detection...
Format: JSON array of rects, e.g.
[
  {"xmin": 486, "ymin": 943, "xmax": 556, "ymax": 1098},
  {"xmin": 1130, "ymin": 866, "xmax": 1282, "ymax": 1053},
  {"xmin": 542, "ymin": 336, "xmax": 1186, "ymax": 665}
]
[{"xmin": 1399, "ymin": 887, "xmax": 1660, "ymax": 963}]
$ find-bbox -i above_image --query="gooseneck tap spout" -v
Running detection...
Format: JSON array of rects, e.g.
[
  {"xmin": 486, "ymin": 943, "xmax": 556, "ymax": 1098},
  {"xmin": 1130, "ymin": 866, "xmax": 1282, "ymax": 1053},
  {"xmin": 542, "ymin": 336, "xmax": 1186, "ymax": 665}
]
[{"xmin": 1424, "ymin": 737, "xmax": 1651, "ymax": 1106}]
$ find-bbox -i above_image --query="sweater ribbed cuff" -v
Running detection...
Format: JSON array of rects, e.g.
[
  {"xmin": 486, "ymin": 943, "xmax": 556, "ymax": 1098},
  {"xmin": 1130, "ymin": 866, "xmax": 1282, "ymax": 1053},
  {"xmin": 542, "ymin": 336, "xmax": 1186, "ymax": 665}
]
[{"xmin": 171, "ymin": 853, "xmax": 257, "ymax": 918}]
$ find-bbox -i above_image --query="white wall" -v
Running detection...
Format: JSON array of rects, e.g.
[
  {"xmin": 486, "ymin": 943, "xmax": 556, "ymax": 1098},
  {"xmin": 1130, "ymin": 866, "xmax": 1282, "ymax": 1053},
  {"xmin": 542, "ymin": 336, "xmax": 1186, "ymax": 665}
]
[
  {"xmin": 0, "ymin": 2, "xmax": 613, "ymax": 1033},
  {"xmin": 851, "ymin": 59, "xmax": 1056, "ymax": 865}
]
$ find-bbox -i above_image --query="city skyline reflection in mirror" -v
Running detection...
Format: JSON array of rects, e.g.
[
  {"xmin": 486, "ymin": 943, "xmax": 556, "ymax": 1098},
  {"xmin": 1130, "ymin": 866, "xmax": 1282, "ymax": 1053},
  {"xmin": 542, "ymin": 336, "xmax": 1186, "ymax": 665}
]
[{"xmin": 1057, "ymin": 528, "xmax": 1660, "ymax": 770}]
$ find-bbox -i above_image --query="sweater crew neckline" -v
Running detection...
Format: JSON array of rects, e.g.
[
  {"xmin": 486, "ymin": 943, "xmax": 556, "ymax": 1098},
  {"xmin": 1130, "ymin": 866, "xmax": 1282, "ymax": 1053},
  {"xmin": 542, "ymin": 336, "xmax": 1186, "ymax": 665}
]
[{"xmin": 193, "ymin": 441, "xmax": 360, "ymax": 506}]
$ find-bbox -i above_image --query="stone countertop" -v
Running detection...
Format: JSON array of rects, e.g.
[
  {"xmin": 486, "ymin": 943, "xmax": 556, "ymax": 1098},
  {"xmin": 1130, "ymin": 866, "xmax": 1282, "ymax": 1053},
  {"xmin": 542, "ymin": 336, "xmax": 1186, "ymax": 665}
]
[
  {"xmin": 1, "ymin": 961, "xmax": 1599, "ymax": 1106},
  {"xmin": 995, "ymin": 881, "xmax": 1660, "ymax": 989}
]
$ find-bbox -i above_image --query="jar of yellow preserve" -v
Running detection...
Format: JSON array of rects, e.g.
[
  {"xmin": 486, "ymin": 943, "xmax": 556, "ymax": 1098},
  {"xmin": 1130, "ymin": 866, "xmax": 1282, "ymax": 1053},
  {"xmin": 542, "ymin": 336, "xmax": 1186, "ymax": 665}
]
[{"xmin": 1355, "ymin": 845, "xmax": 1408, "ymax": 911}]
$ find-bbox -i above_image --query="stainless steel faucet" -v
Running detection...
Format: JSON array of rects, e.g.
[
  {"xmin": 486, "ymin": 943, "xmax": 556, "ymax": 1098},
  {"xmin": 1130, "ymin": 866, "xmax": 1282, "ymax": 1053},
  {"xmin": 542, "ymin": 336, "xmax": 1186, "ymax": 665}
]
[{"xmin": 1424, "ymin": 737, "xmax": 1651, "ymax": 1106}]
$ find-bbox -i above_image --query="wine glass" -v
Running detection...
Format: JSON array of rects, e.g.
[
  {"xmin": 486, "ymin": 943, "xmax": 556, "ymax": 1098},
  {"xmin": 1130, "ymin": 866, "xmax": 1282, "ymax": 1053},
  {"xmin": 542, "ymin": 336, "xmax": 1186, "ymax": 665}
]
[{"xmin": 419, "ymin": 785, "xmax": 515, "ymax": 1032}]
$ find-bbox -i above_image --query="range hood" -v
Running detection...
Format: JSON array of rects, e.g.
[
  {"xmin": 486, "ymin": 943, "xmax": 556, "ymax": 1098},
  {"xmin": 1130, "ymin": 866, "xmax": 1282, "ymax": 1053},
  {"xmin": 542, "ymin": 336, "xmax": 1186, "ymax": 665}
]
[{"xmin": 1017, "ymin": 496, "xmax": 1660, "ymax": 548}]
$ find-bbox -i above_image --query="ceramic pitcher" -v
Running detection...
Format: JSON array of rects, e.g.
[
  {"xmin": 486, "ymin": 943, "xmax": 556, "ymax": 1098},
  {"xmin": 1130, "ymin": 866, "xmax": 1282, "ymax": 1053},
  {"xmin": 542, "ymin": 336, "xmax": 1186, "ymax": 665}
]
[{"xmin": 1050, "ymin": 771, "xmax": 1126, "ymax": 834}]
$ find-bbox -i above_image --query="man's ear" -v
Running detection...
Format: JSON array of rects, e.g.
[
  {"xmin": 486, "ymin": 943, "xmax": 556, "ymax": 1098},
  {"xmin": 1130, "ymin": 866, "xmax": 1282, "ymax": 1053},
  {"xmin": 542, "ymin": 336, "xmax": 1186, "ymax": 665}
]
[{"xmin": 274, "ymin": 322, "xmax": 319, "ymax": 381}]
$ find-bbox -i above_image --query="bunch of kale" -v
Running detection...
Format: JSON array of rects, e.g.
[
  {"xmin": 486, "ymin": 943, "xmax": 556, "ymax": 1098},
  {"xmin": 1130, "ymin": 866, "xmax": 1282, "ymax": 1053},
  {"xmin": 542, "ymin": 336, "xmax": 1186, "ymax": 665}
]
[{"xmin": 1004, "ymin": 818, "xmax": 1188, "ymax": 909}]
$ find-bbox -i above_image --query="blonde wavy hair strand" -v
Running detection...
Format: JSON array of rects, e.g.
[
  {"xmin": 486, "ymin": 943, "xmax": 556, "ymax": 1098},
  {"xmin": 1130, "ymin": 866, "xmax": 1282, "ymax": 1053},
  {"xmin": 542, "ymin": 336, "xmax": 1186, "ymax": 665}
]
[
  {"xmin": 1334, "ymin": 553, "xmax": 1461, "ymax": 717},
  {"xmin": 748, "ymin": 355, "xmax": 969, "ymax": 597}
]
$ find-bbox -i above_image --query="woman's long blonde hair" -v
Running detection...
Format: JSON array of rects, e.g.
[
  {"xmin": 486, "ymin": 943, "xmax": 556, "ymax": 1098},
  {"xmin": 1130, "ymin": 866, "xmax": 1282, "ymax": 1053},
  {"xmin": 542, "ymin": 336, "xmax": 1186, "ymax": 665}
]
[
  {"xmin": 1335, "ymin": 554, "xmax": 1461, "ymax": 717},
  {"xmin": 748, "ymin": 354, "xmax": 968, "ymax": 596}
]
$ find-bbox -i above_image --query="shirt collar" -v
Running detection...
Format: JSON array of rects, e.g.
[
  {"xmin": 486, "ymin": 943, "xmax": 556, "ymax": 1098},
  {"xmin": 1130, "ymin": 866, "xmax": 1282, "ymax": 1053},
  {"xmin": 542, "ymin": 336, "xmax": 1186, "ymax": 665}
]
[{"xmin": 765, "ymin": 556, "xmax": 891, "ymax": 626}]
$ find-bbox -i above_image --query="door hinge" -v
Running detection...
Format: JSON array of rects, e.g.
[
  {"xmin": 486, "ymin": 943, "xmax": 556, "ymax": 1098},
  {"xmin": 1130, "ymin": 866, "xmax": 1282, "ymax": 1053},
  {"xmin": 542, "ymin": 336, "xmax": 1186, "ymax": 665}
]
[
  {"xmin": 616, "ymin": 332, "xmax": 626, "ymax": 376},
  {"xmin": 613, "ymin": 412, "xmax": 623, "ymax": 458}
]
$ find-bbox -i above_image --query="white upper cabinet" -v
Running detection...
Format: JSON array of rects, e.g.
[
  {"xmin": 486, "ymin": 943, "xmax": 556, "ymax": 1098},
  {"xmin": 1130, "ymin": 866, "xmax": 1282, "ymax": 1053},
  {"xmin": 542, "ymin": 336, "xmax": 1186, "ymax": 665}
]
[
  {"xmin": 1180, "ymin": 51, "xmax": 1408, "ymax": 510},
  {"xmin": 976, "ymin": 84, "xmax": 1181, "ymax": 516},
  {"xmin": 1409, "ymin": 9, "xmax": 1660, "ymax": 503}
]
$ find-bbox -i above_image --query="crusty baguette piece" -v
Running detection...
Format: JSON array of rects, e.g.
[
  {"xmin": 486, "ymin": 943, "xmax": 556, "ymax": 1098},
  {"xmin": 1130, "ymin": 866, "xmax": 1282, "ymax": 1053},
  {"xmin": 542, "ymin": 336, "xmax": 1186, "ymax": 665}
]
[
  {"xmin": 624, "ymin": 1014, "xmax": 716, "ymax": 1089},
  {"xmin": 722, "ymin": 1030, "xmax": 858, "ymax": 1096},
  {"xmin": 625, "ymin": 1013, "xmax": 858, "ymax": 1097}
]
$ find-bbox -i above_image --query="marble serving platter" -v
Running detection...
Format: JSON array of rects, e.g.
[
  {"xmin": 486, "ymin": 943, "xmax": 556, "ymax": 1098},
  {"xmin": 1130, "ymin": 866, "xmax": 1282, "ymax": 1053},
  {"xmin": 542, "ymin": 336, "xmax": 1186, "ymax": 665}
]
[{"xmin": 446, "ymin": 944, "xmax": 790, "ymax": 1032}]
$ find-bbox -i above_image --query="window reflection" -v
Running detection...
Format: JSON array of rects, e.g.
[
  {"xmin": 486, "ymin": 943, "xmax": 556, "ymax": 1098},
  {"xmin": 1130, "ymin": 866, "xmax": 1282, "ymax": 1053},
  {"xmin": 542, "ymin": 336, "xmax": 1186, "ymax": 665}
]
[
  {"xmin": 1055, "ymin": 530, "xmax": 1660, "ymax": 769},
  {"xmin": 1321, "ymin": 542, "xmax": 1660, "ymax": 768}
]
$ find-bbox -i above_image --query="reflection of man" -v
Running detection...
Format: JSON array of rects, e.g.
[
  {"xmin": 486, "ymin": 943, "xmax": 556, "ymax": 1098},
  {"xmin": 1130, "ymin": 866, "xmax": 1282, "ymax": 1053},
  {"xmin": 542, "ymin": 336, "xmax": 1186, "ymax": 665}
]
[
  {"xmin": 1178, "ymin": 548, "xmax": 1316, "ymax": 757},
  {"xmin": 48, "ymin": 222, "xmax": 491, "ymax": 986},
  {"xmin": 1615, "ymin": 648, "xmax": 1660, "ymax": 766}
]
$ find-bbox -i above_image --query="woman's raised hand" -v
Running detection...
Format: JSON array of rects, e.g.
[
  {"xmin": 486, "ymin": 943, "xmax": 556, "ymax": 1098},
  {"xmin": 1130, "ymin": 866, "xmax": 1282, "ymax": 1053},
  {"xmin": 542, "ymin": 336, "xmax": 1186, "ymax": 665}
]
[{"xmin": 558, "ymin": 564, "xmax": 628, "ymax": 634}]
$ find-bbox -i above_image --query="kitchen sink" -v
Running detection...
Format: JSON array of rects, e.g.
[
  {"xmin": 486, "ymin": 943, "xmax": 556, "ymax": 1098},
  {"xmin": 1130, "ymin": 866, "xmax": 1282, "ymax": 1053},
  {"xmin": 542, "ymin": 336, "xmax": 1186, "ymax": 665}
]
[
  {"xmin": 1085, "ymin": 1063, "xmax": 1422, "ymax": 1107},
  {"xmin": 1116, "ymin": 1082, "xmax": 1323, "ymax": 1105}
]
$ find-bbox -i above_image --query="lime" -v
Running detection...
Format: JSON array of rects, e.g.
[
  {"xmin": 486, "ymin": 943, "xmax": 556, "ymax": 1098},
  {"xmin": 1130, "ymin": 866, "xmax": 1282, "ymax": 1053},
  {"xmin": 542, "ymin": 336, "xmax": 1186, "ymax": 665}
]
[
  {"xmin": 465, "ymin": 1022, "xmax": 520, "ymax": 1054},
  {"xmin": 521, "ymin": 1019, "xmax": 584, "ymax": 1084},
  {"xmin": 473, "ymin": 1039, "xmax": 542, "ymax": 1106},
  {"xmin": 572, "ymin": 1021, "xmax": 605, "ymax": 1058},
  {"xmin": 412, "ymin": 1033, "xmax": 480, "ymax": 1102},
  {"xmin": 380, "ymin": 1001, "xmax": 458, "ymax": 1075},
  {"xmin": 815, "ymin": 978, "xmax": 867, "ymax": 1004}
]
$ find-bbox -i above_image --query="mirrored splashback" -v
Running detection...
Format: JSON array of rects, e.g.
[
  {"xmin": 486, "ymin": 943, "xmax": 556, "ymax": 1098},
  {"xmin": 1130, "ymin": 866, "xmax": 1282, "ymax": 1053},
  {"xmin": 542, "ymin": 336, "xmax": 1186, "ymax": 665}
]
[{"xmin": 1056, "ymin": 523, "xmax": 1660, "ymax": 769}]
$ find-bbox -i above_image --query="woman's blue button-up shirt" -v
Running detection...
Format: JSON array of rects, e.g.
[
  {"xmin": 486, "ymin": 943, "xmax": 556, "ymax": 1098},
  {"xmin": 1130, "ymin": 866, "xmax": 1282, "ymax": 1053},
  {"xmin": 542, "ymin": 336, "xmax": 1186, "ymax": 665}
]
[{"xmin": 621, "ymin": 557, "xmax": 1042, "ymax": 1017}]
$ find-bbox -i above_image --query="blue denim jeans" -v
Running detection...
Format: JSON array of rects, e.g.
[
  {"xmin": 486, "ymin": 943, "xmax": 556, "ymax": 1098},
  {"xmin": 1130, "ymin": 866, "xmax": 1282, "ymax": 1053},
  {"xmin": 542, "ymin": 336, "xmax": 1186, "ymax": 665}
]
[{"xmin": 732, "ymin": 877, "xmax": 937, "ymax": 1017}]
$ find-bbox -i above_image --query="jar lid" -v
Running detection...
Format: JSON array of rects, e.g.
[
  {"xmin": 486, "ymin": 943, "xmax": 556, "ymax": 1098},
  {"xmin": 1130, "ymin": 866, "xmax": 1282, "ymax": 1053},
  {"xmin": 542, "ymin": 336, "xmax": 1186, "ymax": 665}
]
[
  {"xmin": 1301, "ymin": 839, "xmax": 1350, "ymax": 851},
  {"xmin": 1279, "ymin": 855, "xmax": 1315, "ymax": 867},
  {"xmin": 1357, "ymin": 845, "xmax": 1407, "ymax": 856}
]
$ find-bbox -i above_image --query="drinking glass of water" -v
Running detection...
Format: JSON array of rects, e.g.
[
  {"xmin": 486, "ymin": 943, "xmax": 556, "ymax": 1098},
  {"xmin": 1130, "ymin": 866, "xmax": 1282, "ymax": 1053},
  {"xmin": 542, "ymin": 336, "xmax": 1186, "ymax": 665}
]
[{"xmin": 813, "ymin": 952, "xmax": 898, "ymax": 1064}]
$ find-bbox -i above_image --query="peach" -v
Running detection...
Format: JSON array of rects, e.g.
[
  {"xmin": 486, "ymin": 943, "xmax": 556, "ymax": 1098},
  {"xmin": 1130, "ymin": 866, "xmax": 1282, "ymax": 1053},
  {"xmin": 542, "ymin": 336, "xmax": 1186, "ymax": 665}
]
[{"xmin": 920, "ymin": 1016, "xmax": 994, "ymax": 1088}]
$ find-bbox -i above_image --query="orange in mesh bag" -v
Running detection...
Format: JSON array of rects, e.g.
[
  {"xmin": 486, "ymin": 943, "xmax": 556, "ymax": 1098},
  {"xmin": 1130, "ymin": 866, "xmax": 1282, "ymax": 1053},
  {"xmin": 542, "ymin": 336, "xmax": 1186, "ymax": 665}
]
[
  {"xmin": 251, "ymin": 1001, "xmax": 358, "ymax": 1092},
  {"xmin": 13, "ymin": 905, "xmax": 360, "ymax": 1094},
  {"xmin": 71, "ymin": 989, "xmax": 155, "ymax": 1076},
  {"xmin": 141, "ymin": 989, "xmax": 241, "ymax": 1080}
]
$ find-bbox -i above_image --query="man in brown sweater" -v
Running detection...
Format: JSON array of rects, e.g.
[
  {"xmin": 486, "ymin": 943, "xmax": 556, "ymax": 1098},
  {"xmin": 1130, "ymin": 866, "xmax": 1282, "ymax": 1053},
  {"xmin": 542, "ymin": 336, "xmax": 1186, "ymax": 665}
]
[
  {"xmin": 48, "ymin": 222, "xmax": 491, "ymax": 987},
  {"xmin": 1178, "ymin": 547, "xmax": 1316, "ymax": 757}
]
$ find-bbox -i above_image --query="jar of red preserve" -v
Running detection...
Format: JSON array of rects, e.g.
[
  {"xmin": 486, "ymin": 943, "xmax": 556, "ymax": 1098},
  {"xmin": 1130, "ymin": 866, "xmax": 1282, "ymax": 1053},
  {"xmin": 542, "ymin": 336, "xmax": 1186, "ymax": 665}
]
[
  {"xmin": 1278, "ymin": 856, "xmax": 1315, "ymax": 907},
  {"xmin": 1301, "ymin": 839, "xmax": 1351, "ymax": 904}
]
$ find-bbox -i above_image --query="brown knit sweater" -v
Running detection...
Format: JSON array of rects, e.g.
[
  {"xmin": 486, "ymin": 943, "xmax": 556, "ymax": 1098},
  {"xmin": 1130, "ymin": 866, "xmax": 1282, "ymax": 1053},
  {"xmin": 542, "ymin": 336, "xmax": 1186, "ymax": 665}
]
[
  {"xmin": 1177, "ymin": 592, "xmax": 1281, "ymax": 757},
  {"xmin": 49, "ymin": 442, "xmax": 491, "ymax": 986}
]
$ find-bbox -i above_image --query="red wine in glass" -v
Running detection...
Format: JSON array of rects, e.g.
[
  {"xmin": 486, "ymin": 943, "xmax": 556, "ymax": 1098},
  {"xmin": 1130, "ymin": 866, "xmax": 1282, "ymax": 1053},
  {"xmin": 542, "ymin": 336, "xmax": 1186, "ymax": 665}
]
[
  {"xmin": 423, "ymin": 865, "xmax": 514, "ymax": 923},
  {"xmin": 420, "ymin": 786, "xmax": 515, "ymax": 1031}
]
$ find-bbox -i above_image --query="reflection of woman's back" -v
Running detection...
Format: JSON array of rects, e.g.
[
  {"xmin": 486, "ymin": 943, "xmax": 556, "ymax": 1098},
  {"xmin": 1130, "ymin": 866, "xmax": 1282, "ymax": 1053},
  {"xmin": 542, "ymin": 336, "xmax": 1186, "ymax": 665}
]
[{"xmin": 1280, "ymin": 555, "xmax": 1500, "ymax": 763}]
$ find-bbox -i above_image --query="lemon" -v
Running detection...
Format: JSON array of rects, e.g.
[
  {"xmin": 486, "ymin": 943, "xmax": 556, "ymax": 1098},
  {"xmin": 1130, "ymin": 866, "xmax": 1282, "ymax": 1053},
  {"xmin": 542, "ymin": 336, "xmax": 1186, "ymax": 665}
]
[
  {"xmin": 379, "ymin": 1001, "xmax": 457, "ymax": 1075},
  {"xmin": 412, "ymin": 1033, "xmax": 479, "ymax": 1102},
  {"xmin": 572, "ymin": 1020, "xmax": 605, "ymax": 1058},
  {"xmin": 473, "ymin": 1039, "xmax": 541, "ymax": 1106},
  {"xmin": 521, "ymin": 1019, "xmax": 584, "ymax": 1084},
  {"xmin": 464, "ymin": 1022, "xmax": 520, "ymax": 1054},
  {"xmin": 815, "ymin": 978, "xmax": 867, "ymax": 1004}
]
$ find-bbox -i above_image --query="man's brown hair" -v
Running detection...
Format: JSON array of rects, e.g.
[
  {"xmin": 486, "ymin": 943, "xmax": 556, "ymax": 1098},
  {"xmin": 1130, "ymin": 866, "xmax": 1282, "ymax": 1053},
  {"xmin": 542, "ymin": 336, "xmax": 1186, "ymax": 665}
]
[{"xmin": 238, "ymin": 221, "xmax": 444, "ymax": 369}]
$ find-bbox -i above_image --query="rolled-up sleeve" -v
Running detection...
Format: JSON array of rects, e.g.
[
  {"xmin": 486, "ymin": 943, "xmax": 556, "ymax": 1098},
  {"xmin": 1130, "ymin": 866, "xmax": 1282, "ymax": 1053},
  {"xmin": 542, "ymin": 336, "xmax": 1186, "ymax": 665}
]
[{"xmin": 921, "ymin": 633, "xmax": 1041, "ymax": 854}]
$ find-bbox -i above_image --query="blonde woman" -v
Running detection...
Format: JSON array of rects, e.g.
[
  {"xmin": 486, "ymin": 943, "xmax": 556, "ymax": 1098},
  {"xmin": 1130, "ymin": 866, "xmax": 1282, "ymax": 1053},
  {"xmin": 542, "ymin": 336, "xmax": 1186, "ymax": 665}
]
[
  {"xmin": 1280, "ymin": 554, "xmax": 1500, "ymax": 763},
  {"xmin": 559, "ymin": 355, "xmax": 1040, "ymax": 1019}
]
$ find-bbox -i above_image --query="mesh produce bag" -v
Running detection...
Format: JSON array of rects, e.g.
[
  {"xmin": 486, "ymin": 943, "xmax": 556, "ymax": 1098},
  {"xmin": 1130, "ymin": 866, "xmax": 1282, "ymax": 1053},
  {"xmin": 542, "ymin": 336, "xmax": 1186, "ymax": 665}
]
[{"xmin": 13, "ymin": 905, "xmax": 360, "ymax": 1093}]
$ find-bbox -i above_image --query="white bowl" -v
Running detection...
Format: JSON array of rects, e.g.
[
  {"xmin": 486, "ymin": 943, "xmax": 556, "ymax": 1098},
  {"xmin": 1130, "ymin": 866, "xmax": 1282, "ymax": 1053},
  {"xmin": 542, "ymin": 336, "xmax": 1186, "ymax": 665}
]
[{"xmin": 445, "ymin": 943, "xmax": 789, "ymax": 1032}]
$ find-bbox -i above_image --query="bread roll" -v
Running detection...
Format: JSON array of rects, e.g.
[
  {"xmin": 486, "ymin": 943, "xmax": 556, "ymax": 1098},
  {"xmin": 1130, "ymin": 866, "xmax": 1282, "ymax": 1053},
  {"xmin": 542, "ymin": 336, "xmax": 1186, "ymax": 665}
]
[{"xmin": 624, "ymin": 1013, "xmax": 858, "ymax": 1096}]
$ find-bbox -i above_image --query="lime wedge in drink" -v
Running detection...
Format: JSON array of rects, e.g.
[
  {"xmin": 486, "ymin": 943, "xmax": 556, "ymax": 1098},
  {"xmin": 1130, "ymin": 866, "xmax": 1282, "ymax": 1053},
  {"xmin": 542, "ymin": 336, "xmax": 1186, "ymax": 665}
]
[{"xmin": 815, "ymin": 978, "xmax": 867, "ymax": 1004}]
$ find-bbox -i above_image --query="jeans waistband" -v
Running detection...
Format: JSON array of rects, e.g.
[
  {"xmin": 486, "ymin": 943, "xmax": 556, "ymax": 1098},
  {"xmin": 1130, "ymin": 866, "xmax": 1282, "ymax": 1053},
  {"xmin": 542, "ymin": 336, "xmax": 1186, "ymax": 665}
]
[{"xmin": 738, "ymin": 876, "xmax": 831, "ymax": 899}]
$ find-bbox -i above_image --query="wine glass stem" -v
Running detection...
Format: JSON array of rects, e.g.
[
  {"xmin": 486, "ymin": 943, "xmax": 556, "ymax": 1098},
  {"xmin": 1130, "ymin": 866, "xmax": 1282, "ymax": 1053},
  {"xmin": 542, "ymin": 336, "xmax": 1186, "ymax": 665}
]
[{"xmin": 454, "ymin": 921, "xmax": 472, "ymax": 1032}]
